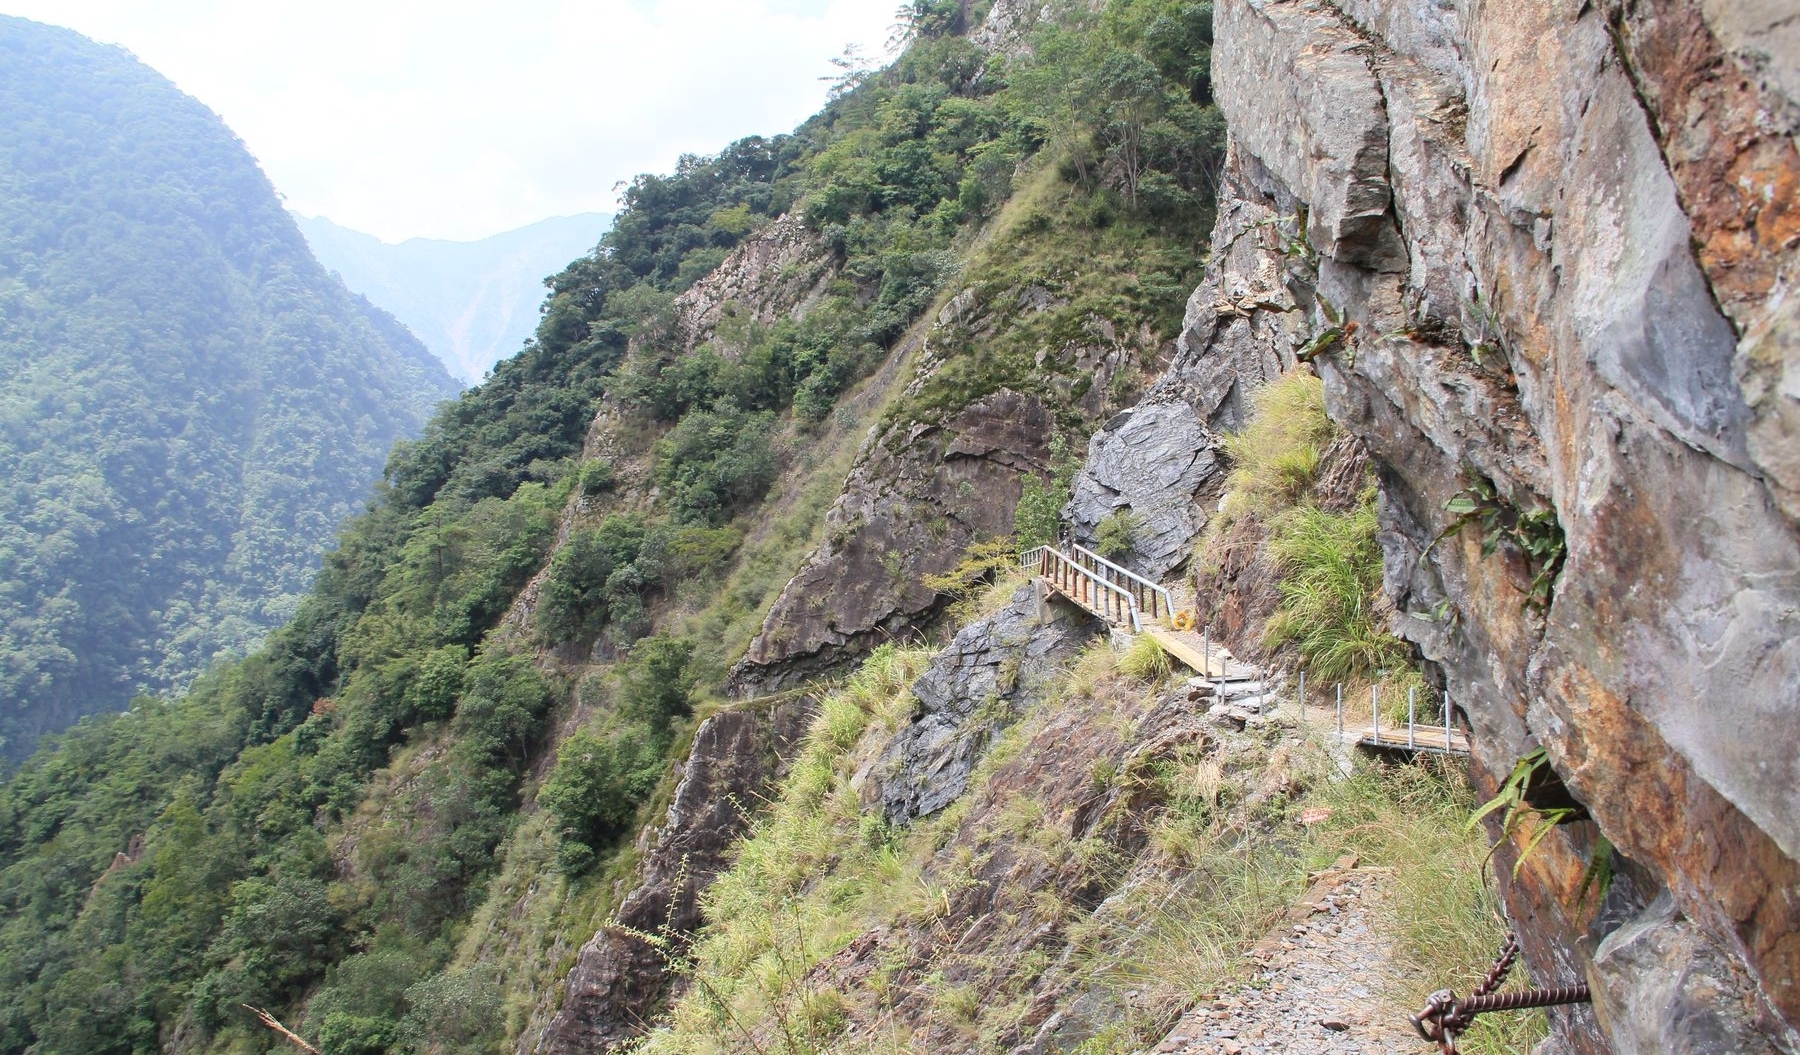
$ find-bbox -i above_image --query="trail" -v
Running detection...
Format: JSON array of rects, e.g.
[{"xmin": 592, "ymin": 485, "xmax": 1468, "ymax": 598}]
[{"xmin": 1145, "ymin": 861, "xmax": 1418, "ymax": 1055}]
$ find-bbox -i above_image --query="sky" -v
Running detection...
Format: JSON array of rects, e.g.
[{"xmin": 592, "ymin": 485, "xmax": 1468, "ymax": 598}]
[{"xmin": 0, "ymin": 0, "xmax": 896, "ymax": 242}]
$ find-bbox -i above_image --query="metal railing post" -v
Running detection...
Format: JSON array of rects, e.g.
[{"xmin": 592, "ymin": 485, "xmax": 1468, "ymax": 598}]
[
  {"xmin": 1336, "ymin": 684, "xmax": 1343, "ymax": 735},
  {"xmin": 1372, "ymin": 684, "xmax": 1380, "ymax": 743},
  {"xmin": 1408, "ymin": 686, "xmax": 1416, "ymax": 750}
]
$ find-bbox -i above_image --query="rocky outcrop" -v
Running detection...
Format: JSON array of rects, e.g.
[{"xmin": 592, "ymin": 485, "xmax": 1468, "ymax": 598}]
[
  {"xmin": 1064, "ymin": 401, "xmax": 1222, "ymax": 579},
  {"xmin": 1063, "ymin": 156, "xmax": 1305, "ymax": 577},
  {"xmin": 870, "ymin": 582, "xmax": 1093, "ymax": 824},
  {"xmin": 1169, "ymin": 0, "xmax": 1800, "ymax": 1050},
  {"xmin": 671, "ymin": 214, "xmax": 836, "ymax": 352},
  {"xmin": 536, "ymin": 699, "xmax": 813, "ymax": 1055},
  {"xmin": 729, "ymin": 387, "xmax": 1055, "ymax": 693}
]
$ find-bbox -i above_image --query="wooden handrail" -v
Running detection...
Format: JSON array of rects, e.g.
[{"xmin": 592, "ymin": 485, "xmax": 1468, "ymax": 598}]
[
  {"xmin": 1036, "ymin": 544, "xmax": 1143, "ymax": 630},
  {"xmin": 1068, "ymin": 544, "xmax": 1174, "ymax": 622}
]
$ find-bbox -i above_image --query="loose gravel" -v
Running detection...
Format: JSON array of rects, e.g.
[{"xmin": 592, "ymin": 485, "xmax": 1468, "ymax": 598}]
[{"xmin": 1144, "ymin": 865, "xmax": 1419, "ymax": 1055}]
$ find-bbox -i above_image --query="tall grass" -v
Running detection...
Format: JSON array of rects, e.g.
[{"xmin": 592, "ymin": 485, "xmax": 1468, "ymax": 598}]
[
  {"xmin": 1219, "ymin": 370, "xmax": 1335, "ymax": 520},
  {"xmin": 639, "ymin": 646, "xmax": 930, "ymax": 1055},
  {"xmin": 1303, "ymin": 755, "xmax": 1547, "ymax": 1053},
  {"xmin": 1263, "ymin": 501, "xmax": 1410, "ymax": 681}
]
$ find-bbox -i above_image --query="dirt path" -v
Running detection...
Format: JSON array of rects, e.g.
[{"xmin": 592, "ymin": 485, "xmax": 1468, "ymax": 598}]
[{"xmin": 1144, "ymin": 861, "xmax": 1419, "ymax": 1055}]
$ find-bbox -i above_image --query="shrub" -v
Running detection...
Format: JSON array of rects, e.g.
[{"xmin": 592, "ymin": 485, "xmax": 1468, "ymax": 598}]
[
  {"xmin": 618, "ymin": 634, "xmax": 696, "ymax": 733},
  {"xmin": 1095, "ymin": 508, "xmax": 1140, "ymax": 559},
  {"xmin": 577, "ymin": 460, "xmax": 616, "ymax": 496},
  {"xmin": 539, "ymin": 724, "xmax": 664, "ymax": 866},
  {"xmin": 654, "ymin": 408, "xmax": 778, "ymax": 524}
]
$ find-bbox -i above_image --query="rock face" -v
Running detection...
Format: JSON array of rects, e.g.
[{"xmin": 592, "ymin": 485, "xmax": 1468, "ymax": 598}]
[
  {"xmin": 1063, "ymin": 161, "xmax": 1302, "ymax": 577},
  {"xmin": 536, "ymin": 700, "xmax": 813, "ymax": 1055},
  {"xmin": 672, "ymin": 214, "xmax": 836, "ymax": 352},
  {"xmin": 1064, "ymin": 401, "xmax": 1222, "ymax": 579},
  {"xmin": 872, "ymin": 583, "xmax": 1093, "ymax": 824},
  {"xmin": 1171, "ymin": 0, "xmax": 1800, "ymax": 1050},
  {"xmin": 730, "ymin": 387, "xmax": 1055, "ymax": 693}
]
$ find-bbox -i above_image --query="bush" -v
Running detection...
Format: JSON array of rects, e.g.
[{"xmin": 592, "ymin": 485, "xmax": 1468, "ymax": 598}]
[
  {"xmin": 453, "ymin": 653, "xmax": 556, "ymax": 773},
  {"xmin": 618, "ymin": 634, "xmax": 696, "ymax": 733},
  {"xmin": 537, "ymin": 517, "xmax": 650, "ymax": 644},
  {"xmin": 654, "ymin": 409, "xmax": 778, "ymax": 524},
  {"xmin": 1095, "ymin": 508, "xmax": 1140, "ymax": 559},
  {"xmin": 539, "ymin": 724, "xmax": 665, "ymax": 864},
  {"xmin": 577, "ymin": 460, "xmax": 616, "ymax": 496}
]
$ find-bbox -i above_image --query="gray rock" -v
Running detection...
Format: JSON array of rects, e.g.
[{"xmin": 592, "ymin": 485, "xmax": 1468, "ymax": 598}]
[
  {"xmin": 1215, "ymin": 0, "xmax": 1407, "ymax": 271},
  {"xmin": 876, "ymin": 584, "xmax": 1092, "ymax": 824},
  {"xmin": 1590, "ymin": 896, "xmax": 1784, "ymax": 1055},
  {"xmin": 1065, "ymin": 400, "xmax": 1222, "ymax": 579},
  {"xmin": 1166, "ymin": 0, "xmax": 1800, "ymax": 1044},
  {"xmin": 731, "ymin": 387, "xmax": 1054, "ymax": 693}
]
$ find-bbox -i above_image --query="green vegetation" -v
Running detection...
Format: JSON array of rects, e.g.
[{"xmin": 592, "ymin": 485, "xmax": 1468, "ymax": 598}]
[
  {"xmin": 1305, "ymin": 759, "xmax": 1547, "ymax": 1053},
  {"xmin": 0, "ymin": 2, "xmax": 1231, "ymax": 1052},
  {"xmin": 1117, "ymin": 632, "xmax": 1173, "ymax": 681},
  {"xmin": 1440, "ymin": 475, "xmax": 1566, "ymax": 612},
  {"xmin": 1207, "ymin": 370, "xmax": 1409, "ymax": 682},
  {"xmin": 643, "ymin": 628, "xmax": 1533, "ymax": 1055},
  {"xmin": 1263, "ymin": 501, "xmax": 1410, "ymax": 682},
  {"xmin": 0, "ymin": 16, "xmax": 458, "ymax": 759}
]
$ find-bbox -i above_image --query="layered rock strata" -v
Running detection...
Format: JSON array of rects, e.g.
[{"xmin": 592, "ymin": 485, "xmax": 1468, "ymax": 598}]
[{"xmin": 1164, "ymin": 0, "xmax": 1800, "ymax": 1050}]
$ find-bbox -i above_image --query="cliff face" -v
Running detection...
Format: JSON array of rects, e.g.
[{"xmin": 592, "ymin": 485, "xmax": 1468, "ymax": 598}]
[{"xmin": 1173, "ymin": 0, "xmax": 1800, "ymax": 1050}]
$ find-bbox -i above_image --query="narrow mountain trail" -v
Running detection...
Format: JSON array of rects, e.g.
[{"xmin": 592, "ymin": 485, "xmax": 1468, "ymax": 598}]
[{"xmin": 1146, "ymin": 861, "xmax": 1418, "ymax": 1055}]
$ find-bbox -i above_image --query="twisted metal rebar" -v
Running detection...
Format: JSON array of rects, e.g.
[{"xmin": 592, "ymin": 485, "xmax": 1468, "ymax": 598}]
[
  {"xmin": 1408, "ymin": 933, "xmax": 1589, "ymax": 1053},
  {"xmin": 1470, "ymin": 932, "xmax": 1518, "ymax": 997}
]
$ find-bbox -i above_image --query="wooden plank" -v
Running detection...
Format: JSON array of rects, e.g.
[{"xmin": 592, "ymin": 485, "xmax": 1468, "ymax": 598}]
[
  {"xmin": 1353, "ymin": 725, "xmax": 1469, "ymax": 754},
  {"xmin": 1142, "ymin": 627, "xmax": 1230, "ymax": 678}
]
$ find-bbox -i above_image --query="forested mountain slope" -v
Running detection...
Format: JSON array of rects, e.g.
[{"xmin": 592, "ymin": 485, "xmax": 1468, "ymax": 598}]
[
  {"xmin": 11, "ymin": 0, "xmax": 1793, "ymax": 1053},
  {"xmin": 0, "ymin": 17, "xmax": 459, "ymax": 759},
  {"xmin": 294, "ymin": 213, "xmax": 613, "ymax": 385},
  {"xmin": 0, "ymin": 2, "xmax": 1225, "ymax": 1051}
]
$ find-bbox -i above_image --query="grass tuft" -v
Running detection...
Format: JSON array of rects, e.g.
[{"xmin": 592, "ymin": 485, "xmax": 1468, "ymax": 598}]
[
  {"xmin": 1263, "ymin": 500, "xmax": 1411, "ymax": 682},
  {"xmin": 1218, "ymin": 370, "xmax": 1335, "ymax": 522},
  {"xmin": 1117, "ymin": 634, "xmax": 1173, "ymax": 684}
]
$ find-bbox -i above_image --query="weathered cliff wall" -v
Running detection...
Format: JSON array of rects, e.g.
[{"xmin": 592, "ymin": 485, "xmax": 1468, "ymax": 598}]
[{"xmin": 1176, "ymin": 0, "xmax": 1800, "ymax": 1050}]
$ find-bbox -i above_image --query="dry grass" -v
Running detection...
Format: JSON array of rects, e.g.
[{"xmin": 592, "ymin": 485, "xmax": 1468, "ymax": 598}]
[{"xmin": 1301, "ymin": 753, "xmax": 1547, "ymax": 1053}]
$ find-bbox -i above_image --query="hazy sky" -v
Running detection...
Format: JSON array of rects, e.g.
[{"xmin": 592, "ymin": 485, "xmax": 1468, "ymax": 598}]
[{"xmin": 1, "ymin": 1, "xmax": 895, "ymax": 241}]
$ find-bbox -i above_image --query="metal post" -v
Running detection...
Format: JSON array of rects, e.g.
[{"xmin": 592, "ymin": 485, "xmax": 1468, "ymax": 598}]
[
  {"xmin": 1445, "ymin": 691, "xmax": 1452, "ymax": 752},
  {"xmin": 1408, "ymin": 686, "xmax": 1416, "ymax": 749},
  {"xmin": 1202, "ymin": 627, "xmax": 1210, "ymax": 674},
  {"xmin": 1298, "ymin": 669, "xmax": 1306, "ymax": 720},
  {"xmin": 1336, "ymin": 684, "xmax": 1343, "ymax": 735},
  {"xmin": 1372, "ymin": 684, "xmax": 1380, "ymax": 743}
]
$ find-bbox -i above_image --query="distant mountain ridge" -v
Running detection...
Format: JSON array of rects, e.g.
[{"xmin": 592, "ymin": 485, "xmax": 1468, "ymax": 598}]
[
  {"xmin": 0, "ymin": 15, "xmax": 460, "ymax": 758},
  {"xmin": 295, "ymin": 212, "xmax": 612, "ymax": 383}
]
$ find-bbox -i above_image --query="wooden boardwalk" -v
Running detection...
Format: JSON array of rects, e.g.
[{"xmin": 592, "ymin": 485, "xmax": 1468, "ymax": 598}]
[
  {"xmin": 1029, "ymin": 545, "xmax": 1471, "ymax": 757},
  {"xmin": 1142, "ymin": 626, "xmax": 1235, "ymax": 679},
  {"xmin": 1352, "ymin": 723, "xmax": 1469, "ymax": 754},
  {"xmin": 1028, "ymin": 544, "xmax": 1173, "ymax": 631}
]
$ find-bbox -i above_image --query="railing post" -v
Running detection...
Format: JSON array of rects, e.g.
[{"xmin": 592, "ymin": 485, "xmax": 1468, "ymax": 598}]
[
  {"xmin": 1298, "ymin": 670, "xmax": 1306, "ymax": 720},
  {"xmin": 1408, "ymin": 686, "xmax": 1416, "ymax": 749},
  {"xmin": 1336, "ymin": 684, "xmax": 1343, "ymax": 735},
  {"xmin": 1372, "ymin": 684, "xmax": 1380, "ymax": 743},
  {"xmin": 1445, "ymin": 691, "xmax": 1452, "ymax": 752}
]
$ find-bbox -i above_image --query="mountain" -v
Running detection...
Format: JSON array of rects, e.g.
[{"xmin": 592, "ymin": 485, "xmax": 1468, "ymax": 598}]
[
  {"xmin": 294, "ymin": 212, "xmax": 612, "ymax": 384},
  {"xmin": 0, "ymin": 16, "xmax": 459, "ymax": 760},
  {"xmin": 2, "ymin": 2, "xmax": 1797, "ymax": 1055}
]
